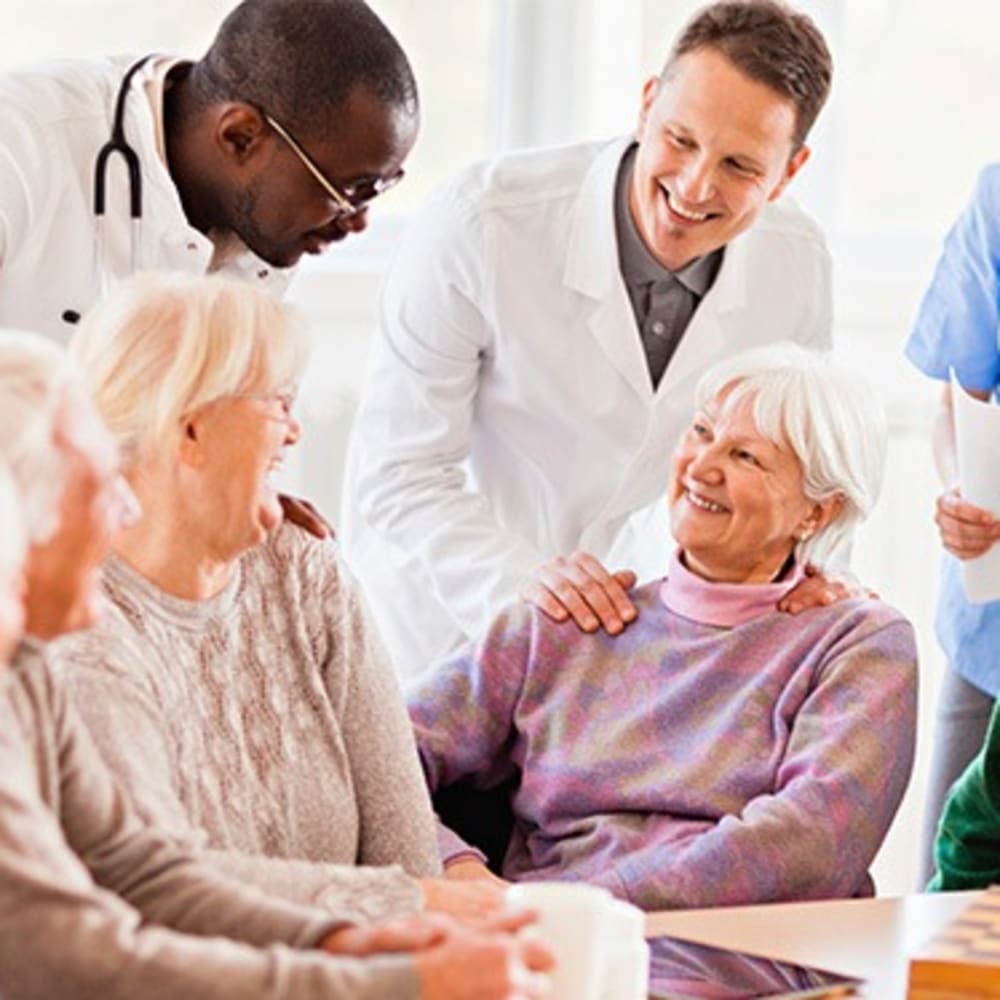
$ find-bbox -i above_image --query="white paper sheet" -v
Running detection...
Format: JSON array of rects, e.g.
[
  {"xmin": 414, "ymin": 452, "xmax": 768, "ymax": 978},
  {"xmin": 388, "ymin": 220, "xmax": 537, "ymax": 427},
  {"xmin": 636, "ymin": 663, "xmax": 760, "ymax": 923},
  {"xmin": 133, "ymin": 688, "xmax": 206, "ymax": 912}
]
[{"xmin": 952, "ymin": 371, "xmax": 1000, "ymax": 602}]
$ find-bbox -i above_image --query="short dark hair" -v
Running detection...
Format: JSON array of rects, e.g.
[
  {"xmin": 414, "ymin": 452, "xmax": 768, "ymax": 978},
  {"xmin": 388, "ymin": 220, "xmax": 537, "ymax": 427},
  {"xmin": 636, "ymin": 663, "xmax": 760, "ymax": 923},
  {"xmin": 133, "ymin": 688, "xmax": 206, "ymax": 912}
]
[
  {"xmin": 663, "ymin": 0, "xmax": 832, "ymax": 148},
  {"xmin": 190, "ymin": 0, "xmax": 417, "ymax": 138}
]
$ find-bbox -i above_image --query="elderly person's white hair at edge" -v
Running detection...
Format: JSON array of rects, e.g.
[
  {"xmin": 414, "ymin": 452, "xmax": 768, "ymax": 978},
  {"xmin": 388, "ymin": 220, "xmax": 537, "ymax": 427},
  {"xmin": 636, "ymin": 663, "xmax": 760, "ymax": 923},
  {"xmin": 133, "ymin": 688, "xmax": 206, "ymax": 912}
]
[
  {"xmin": 0, "ymin": 330, "xmax": 72, "ymax": 549},
  {"xmin": 70, "ymin": 271, "xmax": 310, "ymax": 463},
  {"xmin": 693, "ymin": 341, "xmax": 887, "ymax": 567},
  {"xmin": 0, "ymin": 458, "xmax": 26, "ymax": 605}
]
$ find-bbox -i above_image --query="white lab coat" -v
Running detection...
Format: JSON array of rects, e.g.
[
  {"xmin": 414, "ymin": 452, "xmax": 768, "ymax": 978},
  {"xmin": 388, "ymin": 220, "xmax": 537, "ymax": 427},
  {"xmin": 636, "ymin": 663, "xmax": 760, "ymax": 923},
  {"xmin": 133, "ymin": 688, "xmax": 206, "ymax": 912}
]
[
  {"xmin": 0, "ymin": 56, "xmax": 290, "ymax": 343},
  {"xmin": 341, "ymin": 137, "xmax": 833, "ymax": 679}
]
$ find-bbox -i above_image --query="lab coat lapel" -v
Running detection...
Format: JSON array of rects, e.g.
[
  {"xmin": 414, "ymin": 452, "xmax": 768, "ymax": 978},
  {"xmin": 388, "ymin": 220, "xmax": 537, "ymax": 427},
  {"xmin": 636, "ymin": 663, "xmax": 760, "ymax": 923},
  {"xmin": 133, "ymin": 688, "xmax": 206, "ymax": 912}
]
[{"xmin": 563, "ymin": 139, "xmax": 653, "ymax": 402}]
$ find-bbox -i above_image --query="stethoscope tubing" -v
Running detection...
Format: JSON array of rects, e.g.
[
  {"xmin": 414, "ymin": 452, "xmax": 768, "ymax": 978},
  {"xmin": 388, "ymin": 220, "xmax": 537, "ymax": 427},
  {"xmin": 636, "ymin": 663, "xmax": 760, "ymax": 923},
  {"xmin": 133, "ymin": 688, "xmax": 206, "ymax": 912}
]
[{"xmin": 91, "ymin": 55, "xmax": 153, "ymax": 288}]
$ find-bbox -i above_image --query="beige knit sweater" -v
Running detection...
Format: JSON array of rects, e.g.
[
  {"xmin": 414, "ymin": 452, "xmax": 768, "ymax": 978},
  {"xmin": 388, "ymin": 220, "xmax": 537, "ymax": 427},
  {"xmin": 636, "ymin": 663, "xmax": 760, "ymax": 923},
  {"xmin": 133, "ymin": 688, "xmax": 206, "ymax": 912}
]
[
  {"xmin": 0, "ymin": 645, "xmax": 420, "ymax": 999},
  {"xmin": 50, "ymin": 522, "xmax": 441, "ymax": 924}
]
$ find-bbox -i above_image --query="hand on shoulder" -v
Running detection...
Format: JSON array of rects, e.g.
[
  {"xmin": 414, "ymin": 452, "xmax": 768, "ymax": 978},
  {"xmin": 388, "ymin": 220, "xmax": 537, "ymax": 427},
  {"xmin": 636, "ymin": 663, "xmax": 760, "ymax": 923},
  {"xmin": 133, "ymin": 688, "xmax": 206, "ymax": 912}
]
[{"xmin": 520, "ymin": 551, "xmax": 637, "ymax": 635}]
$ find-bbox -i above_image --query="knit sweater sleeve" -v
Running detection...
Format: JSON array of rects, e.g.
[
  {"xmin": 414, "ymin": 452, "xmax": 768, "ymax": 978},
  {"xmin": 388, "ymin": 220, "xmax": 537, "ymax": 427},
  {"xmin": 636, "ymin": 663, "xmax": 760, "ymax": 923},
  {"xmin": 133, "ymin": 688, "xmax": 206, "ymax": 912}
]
[
  {"xmin": 315, "ymin": 543, "xmax": 442, "ymax": 877},
  {"xmin": 932, "ymin": 700, "xmax": 1000, "ymax": 891},
  {"xmin": 407, "ymin": 602, "xmax": 532, "ymax": 862},
  {"xmin": 0, "ymin": 659, "xmax": 420, "ymax": 1000},
  {"xmin": 610, "ymin": 611, "xmax": 918, "ymax": 909},
  {"xmin": 60, "ymin": 607, "xmax": 424, "ymax": 926}
]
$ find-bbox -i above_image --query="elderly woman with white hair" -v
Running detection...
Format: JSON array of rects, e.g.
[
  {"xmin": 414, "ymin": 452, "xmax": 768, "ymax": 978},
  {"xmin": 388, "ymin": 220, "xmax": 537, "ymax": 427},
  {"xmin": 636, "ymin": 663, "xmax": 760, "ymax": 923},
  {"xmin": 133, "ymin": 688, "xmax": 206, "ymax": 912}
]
[
  {"xmin": 50, "ymin": 271, "xmax": 499, "ymax": 925},
  {"xmin": 410, "ymin": 343, "xmax": 918, "ymax": 908},
  {"xmin": 0, "ymin": 328, "xmax": 553, "ymax": 1000}
]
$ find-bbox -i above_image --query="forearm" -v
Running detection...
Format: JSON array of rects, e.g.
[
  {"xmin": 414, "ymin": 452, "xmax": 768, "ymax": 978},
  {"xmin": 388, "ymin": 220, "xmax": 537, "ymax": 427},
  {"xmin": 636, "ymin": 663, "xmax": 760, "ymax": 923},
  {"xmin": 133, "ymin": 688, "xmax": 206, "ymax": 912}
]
[
  {"xmin": 437, "ymin": 818, "xmax": 484, "ymax": 867},
  {"xmin": 106, "ymin": 827, "xmax": 347, "ymax": 948},
  {"xmin": 0, "ymin": 893, "xmax": 418, "ymax": 1000},
  {"xmin": 612, "ymin": 624, "xmax": 917, "ymax": 910},
  {"xmin": 0, "ymin": 736, "xmax": 417, "ymax": 1000},
  {"xmin": 608, "ymin": 786, "xmax": 875, "ymax": 910},
  {"xmin": 407, "ymin": 607, "xmax": 532, "ymax": 794},
  {"xmin": 206, "ymin": 849, "xmax": 424, "ymax": 924}
]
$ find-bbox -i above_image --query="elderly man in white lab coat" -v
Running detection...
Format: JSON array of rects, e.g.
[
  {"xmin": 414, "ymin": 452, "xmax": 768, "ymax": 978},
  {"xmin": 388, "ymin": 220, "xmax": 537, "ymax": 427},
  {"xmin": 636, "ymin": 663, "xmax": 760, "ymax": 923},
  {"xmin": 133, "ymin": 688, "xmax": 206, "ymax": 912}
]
[
  {"xmin": 0, "ymin": 0, "xmax": 418, "ymax": 343},
  {"xmin": 343, "ymin": 0, "xmax": 837, "ymax": 680}
]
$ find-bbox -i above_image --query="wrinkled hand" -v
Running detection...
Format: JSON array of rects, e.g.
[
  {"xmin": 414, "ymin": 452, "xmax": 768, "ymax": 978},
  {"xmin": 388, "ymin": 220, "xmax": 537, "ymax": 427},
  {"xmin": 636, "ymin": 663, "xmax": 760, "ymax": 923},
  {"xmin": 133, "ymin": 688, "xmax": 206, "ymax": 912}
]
[
  {"xmin": 777, "ymin": 565, "xmax": 875, "ymax": 614},
  {"xmin": 416, "ymin": 909, "xmax": 554, "ymax": 1000},
  {"xmin": 521, "ymin": 551, "xmax": 637, "ymax": 635},
  {"xmin": 935, "ymin": 487, "xmax": 1000, "ymax": 560},
  {"xmin": 279, "ymin": 493, "xmax": 333, "ymax": 539},
  {"xmin": 320, "ymin": 914, "xmax": 450, "ymax": 957},
  {"xmin": 420, "ymin": 874, "xmax": 507, "ymax": 922}
]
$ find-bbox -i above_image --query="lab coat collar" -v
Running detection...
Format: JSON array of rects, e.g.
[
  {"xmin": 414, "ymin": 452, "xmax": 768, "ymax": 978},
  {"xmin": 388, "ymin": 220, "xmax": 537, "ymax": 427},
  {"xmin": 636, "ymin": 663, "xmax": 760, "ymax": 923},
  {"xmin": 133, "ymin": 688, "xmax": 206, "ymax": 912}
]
[
  {"xmin": 563, "ymin": 134, "xmax": 748, "ymax": 316},
  {"xmin": 124, "ymin": 56, "xmax": 293, "ymax": 295},
  {"xmin": 562, "ymin": 136, "xmax": 753, "ymax": 401}
]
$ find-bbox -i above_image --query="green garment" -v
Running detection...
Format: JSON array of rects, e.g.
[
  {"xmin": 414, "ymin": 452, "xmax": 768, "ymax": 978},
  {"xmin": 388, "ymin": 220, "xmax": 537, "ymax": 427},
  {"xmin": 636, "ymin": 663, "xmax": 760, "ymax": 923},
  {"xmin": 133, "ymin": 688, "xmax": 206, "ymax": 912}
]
[{"xmin": 931, "ymin": 700, "xmax": 1000, "ymax": 891}]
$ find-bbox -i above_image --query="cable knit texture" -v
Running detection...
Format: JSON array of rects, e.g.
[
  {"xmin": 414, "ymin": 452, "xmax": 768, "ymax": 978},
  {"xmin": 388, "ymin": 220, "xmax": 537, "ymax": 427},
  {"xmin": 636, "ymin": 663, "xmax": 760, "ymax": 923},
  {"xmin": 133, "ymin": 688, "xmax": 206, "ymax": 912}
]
[
  {"xmin": 0, "ymin": 644, "xmax": 420, "ymax": 1000},
  {"xmin": 410, "ymin": 558, "xmax": 918, "ymax": 910},
  {"xmin": 52, "ymin": 522, "xmax": 440, "ymax": 924}
]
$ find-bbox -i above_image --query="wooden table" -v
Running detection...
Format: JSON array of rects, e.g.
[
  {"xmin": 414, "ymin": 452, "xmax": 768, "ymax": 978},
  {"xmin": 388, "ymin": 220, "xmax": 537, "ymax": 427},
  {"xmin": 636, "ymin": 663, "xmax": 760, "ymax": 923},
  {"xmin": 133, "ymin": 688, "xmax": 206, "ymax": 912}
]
[{"xmin": 645, "ymin": 892, "xmax": 979, "ymax": 998}]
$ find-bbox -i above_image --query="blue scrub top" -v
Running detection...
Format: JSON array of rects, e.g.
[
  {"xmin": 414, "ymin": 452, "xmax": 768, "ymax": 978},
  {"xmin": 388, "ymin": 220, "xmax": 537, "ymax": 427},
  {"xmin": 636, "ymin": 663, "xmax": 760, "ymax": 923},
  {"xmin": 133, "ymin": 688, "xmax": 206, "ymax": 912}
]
[{"xmin": 905, "ymin": 165, "xmax": 1000, "ymax": 696}]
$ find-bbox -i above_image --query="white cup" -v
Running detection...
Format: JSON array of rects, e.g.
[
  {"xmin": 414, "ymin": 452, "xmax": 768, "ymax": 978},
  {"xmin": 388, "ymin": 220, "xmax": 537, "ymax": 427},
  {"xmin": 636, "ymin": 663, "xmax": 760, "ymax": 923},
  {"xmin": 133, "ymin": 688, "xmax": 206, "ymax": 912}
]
[
  {"xmin": 506, "ymin": 882, "xmax": 615, "ymax": 1000},
  {"xmin": 600, "ymin": 898, "xmax": 649, "ymax": 1000}
]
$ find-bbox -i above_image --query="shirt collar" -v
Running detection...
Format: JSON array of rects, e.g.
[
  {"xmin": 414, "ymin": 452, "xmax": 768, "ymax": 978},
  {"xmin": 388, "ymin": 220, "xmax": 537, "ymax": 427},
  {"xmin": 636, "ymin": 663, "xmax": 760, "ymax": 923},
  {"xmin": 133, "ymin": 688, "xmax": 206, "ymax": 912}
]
[
  {"xmin": 659, "ymin": 549, "xmax": 804, "ymax": 627},
  {"xmin": 141, "ymin": 55, "xmax": 186, "ymax": 169},
  {"xmin": 614, "ymin": 143, "xmax": 722, "ymax": 296}
]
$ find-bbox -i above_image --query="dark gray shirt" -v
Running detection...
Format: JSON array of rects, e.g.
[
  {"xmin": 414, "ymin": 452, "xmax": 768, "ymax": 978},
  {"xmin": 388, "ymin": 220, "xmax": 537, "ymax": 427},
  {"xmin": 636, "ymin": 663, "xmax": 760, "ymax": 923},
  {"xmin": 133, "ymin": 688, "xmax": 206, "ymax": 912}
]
[{"xmin": 615, "ymin": 144, "xmax": 723, "ymax": 390}]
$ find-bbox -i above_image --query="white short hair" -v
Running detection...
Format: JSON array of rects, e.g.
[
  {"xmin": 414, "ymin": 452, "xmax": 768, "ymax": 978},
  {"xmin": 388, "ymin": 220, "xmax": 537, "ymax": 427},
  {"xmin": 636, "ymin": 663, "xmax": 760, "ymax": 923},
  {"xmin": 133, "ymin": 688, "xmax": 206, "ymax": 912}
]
[
  {"xmin": 70, "ymin": 272, "xmax": 311, "ymax": 464},
  {"xmin": 694, "ymin": 342, "xmax": 887, "ymax": 567},
  {"xmin": 0, "ymin": 329, "xmax": 74, "ymax": 544},
  {"xmin": 0, "ymin": 458, "xmax": 27, "ymax": 591}
]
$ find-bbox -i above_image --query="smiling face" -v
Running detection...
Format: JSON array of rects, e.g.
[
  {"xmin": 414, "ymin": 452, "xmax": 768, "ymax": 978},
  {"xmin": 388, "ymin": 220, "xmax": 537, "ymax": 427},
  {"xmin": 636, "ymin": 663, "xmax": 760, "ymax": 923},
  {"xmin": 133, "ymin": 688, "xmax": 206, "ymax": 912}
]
[
  {"xmin": 227, "ymin": 86, "xmax": 418, "ymax": 268},
  {"xmin": 179, "ymin": 388, "xmax": 301, "ymax": 560},
  {"xmin": 668, "ymin": 389, "xmax": 826, "ymax": 584},
  {"xmin": 630, "ymin": 46, "xmax": 809, "ymax": 272}
]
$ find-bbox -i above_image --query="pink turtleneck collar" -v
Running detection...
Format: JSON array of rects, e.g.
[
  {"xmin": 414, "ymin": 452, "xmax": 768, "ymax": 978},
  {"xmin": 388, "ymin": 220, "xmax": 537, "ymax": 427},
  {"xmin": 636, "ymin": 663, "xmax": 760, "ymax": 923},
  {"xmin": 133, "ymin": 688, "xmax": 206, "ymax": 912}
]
[{"xmin": 659, "ymin": 549, "xmax": 805, "ymax": 628}]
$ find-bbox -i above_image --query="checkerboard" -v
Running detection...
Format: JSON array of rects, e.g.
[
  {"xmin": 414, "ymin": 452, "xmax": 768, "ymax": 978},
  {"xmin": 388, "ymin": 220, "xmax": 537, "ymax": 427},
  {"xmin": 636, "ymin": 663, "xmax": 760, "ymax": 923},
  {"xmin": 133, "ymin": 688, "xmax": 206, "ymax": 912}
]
[{"xmin": 908, "ymin": 886, "xmax": 1000, "ymax": 998}]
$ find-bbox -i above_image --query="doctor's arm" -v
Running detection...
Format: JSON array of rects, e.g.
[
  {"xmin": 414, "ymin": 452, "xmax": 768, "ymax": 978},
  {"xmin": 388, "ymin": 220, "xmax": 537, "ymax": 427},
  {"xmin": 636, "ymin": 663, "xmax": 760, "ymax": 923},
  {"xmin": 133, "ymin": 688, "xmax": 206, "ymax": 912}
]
[{"xmin": 345, "ymin": 191, "xmax": 547, "ymax": 642}]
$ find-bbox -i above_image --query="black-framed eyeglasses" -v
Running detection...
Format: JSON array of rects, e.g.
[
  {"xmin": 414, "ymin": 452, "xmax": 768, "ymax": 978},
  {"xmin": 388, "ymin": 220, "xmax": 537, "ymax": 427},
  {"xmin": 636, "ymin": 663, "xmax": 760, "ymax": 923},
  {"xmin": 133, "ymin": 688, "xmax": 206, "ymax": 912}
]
[{"xmin": 263, "ymin": 113, "xmax": 404, "ymax": 218}]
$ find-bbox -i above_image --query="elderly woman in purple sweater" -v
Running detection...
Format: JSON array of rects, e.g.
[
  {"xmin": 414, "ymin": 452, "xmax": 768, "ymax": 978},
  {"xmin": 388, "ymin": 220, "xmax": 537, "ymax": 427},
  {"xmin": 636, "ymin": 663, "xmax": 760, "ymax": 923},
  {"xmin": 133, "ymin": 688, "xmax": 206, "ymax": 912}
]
[{"xmin": 409, "ymin": 343, "xmax": 918, "ymax": 910}]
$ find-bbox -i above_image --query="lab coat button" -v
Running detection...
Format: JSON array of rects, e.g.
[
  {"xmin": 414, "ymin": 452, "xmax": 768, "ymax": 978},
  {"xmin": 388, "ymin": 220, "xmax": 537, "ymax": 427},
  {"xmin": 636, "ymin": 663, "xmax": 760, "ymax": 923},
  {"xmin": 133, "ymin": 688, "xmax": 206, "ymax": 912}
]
[
  {"xmin": 257, "ymin": 269, "xmax": 269, "ymax": 279},
  {"xmin": 186, "ymin": 242, "xmax": 197, "ymax": 251}
]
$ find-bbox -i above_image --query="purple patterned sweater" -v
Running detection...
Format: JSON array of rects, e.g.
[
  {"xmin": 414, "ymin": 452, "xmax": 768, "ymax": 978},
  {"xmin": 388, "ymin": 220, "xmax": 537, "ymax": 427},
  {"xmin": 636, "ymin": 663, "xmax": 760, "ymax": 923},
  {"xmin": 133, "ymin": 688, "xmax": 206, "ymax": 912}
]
[{"xmin": 408, "ymin": 553, "xmax": 918, "ymax": 910}]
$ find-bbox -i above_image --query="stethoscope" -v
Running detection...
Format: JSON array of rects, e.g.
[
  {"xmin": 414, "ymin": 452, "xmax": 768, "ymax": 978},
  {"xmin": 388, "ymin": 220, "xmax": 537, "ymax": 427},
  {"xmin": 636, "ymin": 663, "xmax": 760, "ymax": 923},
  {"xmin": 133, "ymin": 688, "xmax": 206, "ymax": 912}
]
[{"xmin": 64, "ymin": 55, "xmax": 151, "ymax": 326}]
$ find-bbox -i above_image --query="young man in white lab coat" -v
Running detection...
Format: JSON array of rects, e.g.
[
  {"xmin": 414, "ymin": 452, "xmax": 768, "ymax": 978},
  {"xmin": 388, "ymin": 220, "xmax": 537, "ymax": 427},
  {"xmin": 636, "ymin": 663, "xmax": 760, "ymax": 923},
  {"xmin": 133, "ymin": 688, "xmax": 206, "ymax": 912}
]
[
  {"xmin": 342, "ymin": 0, "xmax": 837, "ymax": 679},
  {"xmin": 0, "ymin": 0, "xmax": 419, "ymax": 344}
]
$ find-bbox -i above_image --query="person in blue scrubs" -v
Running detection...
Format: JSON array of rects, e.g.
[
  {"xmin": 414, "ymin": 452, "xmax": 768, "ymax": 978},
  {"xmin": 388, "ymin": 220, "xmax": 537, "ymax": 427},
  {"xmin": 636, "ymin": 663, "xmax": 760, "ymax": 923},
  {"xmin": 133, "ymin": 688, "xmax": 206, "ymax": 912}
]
[{"xmin": 906, "ymin": 164, "xmax": 1000, "ymax": 886}]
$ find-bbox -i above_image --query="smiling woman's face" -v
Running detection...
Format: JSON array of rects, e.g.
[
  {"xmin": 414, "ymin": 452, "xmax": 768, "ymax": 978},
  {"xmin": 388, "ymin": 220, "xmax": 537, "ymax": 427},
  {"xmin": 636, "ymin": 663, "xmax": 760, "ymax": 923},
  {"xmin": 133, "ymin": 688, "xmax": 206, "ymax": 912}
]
[
  {"xmin": 179, "ymin": 387, "xmax": 301, "ymax": 560},
  {"xmin": 668, "ymin": 390, "xmax": 817, "ymax": 584}
]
